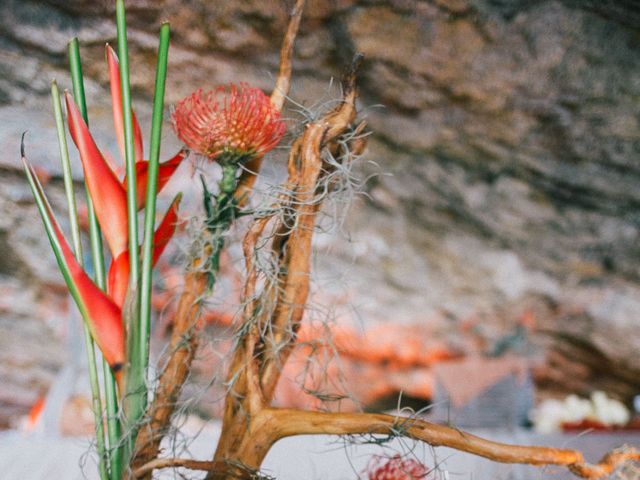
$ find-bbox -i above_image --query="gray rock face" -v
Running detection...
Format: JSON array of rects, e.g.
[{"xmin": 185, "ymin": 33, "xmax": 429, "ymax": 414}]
[
  {"xmin": 0, "ymin": 169, "xmax": 66, "ymax": 429},
  {"xmin": 0, "ymin": 0, "xmax": 639, "ymax": 424}
]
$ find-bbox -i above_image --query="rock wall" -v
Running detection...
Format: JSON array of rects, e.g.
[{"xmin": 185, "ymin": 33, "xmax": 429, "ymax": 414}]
[{"xmin": 0, "ymin": 0, "xmax": 639, "ymax": 423}]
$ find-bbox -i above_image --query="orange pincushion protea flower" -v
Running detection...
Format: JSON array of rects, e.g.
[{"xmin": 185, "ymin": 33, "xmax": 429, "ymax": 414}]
[
  {"xmin": 366, "ymin": 455, "xmax": 429, "ymax": 480},
  {"xmin": 172, "ymin": 83, "xmax": 286, "ymax": 162}
]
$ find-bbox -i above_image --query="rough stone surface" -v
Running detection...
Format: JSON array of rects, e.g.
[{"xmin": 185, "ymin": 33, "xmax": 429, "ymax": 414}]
[{"xmin": 1, "ymin": 0, "xmax": 639, "ymax": 424}]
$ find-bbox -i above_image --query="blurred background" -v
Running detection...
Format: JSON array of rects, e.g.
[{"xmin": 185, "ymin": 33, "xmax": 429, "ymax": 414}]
[{"xmin": 0, "ymin": 0, "xmax": 639, "ymax": 477}]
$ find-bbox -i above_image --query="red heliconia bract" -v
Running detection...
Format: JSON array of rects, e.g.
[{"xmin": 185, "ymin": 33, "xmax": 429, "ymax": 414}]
[
  {"xmin": 65, "ymin": 90, "xmax": 129, "ymax": 259},
  {"xmin": 127, "ymin": 150, "xmax": 186, "ymax": 210},
  {"xmin": 172, "ymin": 83, "xmax": 286, "ymax": 161},
  {"xmin": 105, "ymin": 44, "xmax": 187, "ymax": 212},
  {"xmin": 24, "ymin": 42, "xmax": 185, "ymax": 395},
  {"xmin": 106, "ymin": 43, "xmax": 144, "ymax": 163},
  {"xmin": 366, "ymin": 455, "xmax": 429, "ymax": 480},
  {"xmin": 66, "ymin": 90, "xmax": 182, "ymax": 307},
  {"xmin": 107, "ymin": 193, "xmax": 182, "ymax": 308},
  {"xmin": 22, "ymin": 159, "xmax": 126, "ymax": 386},
  {"xmin": 52, "ymin": 215, "xmax": 126, "ymax": 376}
]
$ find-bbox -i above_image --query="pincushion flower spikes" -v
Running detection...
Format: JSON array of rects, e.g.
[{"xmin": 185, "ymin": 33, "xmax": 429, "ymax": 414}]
[
  {"xmin": 172, "ymin": 83, "xmax": 286, "ymax": 166},
  {"xmin": 171, "ymin": 83, "xmax": 286, "ymax": 287},
  {"xmin": 21, "ymin": 46, "xmax": 186, "ymax": 391}
]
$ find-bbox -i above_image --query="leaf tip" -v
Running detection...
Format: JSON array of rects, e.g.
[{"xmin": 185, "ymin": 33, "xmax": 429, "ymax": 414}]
[
  {"xmin": 20, "ymin": 131, "xmax": 27, "ymax": 159},
  {"xmin": 106, "ymin": 43, "xmax": 117, "ymax": 58}
]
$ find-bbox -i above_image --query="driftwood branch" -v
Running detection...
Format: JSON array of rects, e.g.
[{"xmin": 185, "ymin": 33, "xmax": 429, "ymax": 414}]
[
  {"xmin": 209, "ymin": 58, "xmax": 365, "ymax": 471},
  {"xmin": 135, "ymin": 408, "xmax": 640, "ymax": 479},
  {"xmin": 269, "ymin": 0, "xmax": 305, "ymax": 112},
  {"xmin": 133, "ymin": 458, "xmax": 263, "ymax": 479},
  {"xmin": 234, "ymin": 0, "xmax": 305, "ymax": 206},
  {"xmin": 262, "ymin": 408, "xmax": 640, "ymax": 479},
  {"xmin": 131, "ymin": 265, "xmax": 208, "ymax": 475},
  {"xmin": 259, "ymin": 57, "xmax": 361, "ymax": 402}
]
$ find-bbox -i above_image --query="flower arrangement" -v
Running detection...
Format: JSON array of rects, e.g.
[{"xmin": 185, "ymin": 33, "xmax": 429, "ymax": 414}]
[{"xmin": 20, "ymin": 1, "xmax": 640, "ymax": 479}]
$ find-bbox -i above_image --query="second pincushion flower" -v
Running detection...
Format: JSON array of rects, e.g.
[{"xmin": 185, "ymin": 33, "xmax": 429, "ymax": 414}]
[{"xmin": 172, "ymin": 83, "xmax": 286, "ymax": 164}]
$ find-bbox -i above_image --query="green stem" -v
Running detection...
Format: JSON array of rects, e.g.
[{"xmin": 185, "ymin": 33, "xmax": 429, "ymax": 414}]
[
  {"xmin": 139, "ymin": 21, "xmax": 170, "ymax": 394},
  {"xmin": 68, "ymin": 39, "xmax": 106, "ymax": 286},
  {"xmin": 115, "ymin": 0, "xmax": 139, "ymax": 284},
  {"xmin": 61, "ymin": 48, "xmax": 111, "ymax": 480},
  {"xmin": 51, "ymin": 80, "xmax": 82, "ymax": 259},
  {"xmin": 103, "ymin": 361, "xmax": 123, "ymax": 480},
  {"xmin": 203, "ymin": 163, "xmax": 240, "ymax": 290},
  {"xmin": 85, "ymin": 335, "xmax": 110, "ymax": 480},
  {"xmin": 115, "ymin": 0, "xmax": 145, "ymax": 463}
]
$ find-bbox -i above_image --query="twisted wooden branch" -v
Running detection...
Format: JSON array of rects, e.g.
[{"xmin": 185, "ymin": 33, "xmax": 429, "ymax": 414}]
[
  {"xmin": 234, "ymin": 0, "xmax": 306, "ymax": 206},
  {"xmin": 130, "ymin": 263, "xmax": 208, "ymax": 476},
  {"xmin": 136, "ymin": 408, "xmax": 640, "ymax": 479},
  {"xmin": 259, "ymin": 60, "xmax": 360, "ymax": 402},
  {"xmin": 209, "ymin": 55, "xmax": 364, "ymax": 473},
  {"xmin": 263, "ymin": 409, "xmax": 640, "ymax": 479},
  {"xmin": 133, "ymin": 458, "xmax": 261, "ymax": 479}
]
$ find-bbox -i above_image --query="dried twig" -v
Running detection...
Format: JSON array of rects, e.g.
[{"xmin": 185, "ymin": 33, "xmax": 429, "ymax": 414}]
[
  {"xmin": 204, "ymin": 47, "xmax": 639, "ymax": 480},
  {"xmin": 234, "ymin": 0, "xmax": 306, "ymax": 206},
  {"xmin": 133, "ymin": 457, "xmax": 268, "ymax": 479},
  {"xmin": 131, "ymin": 266, "xmax": 208, "ymax": 476},
  {"xmin": 259, "ymin": 57, "xmax": 361, "ymax": 402}
]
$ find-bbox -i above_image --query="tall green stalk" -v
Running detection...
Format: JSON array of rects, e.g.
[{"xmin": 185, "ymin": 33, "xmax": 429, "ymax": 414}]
[
  {"xmin": 115, "ymin": 1, "xmax": 139, "ymax": 282},
  {"xmin": 51, "ymin": 81, "xmax": 82, "ymax": 259},
  {"xmin": 115, "ymin": 0, "xmax": 145, "ymax": 455},
  {"xmin": 68, "ymin": 40, "xmax": 122, "ymax": 480},
  {"xmin": 68, "ymin": 40, "xmax": 106, "ymax": 287},
  {"xmin": 140, "ymin": 23, "xmax": 171, "ymax": 380},
  {"xmin": 53, "ymin": 71, "xmax": 108, "ymax": 480}
]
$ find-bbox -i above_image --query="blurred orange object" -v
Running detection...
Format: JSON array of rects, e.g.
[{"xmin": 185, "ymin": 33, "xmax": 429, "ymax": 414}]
[
  {"xmin": 23, "ymin": 396, "xmax": 46, "ymax": 433},
  {"xmin": 60, "ymin": 394, "xmax": 94, "ymax": 436}
]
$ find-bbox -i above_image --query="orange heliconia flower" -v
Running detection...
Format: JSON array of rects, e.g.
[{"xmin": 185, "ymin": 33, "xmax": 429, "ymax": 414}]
[{"xmin": 172, "ymin": 83, "xmax": 286, "ymax": 162}]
